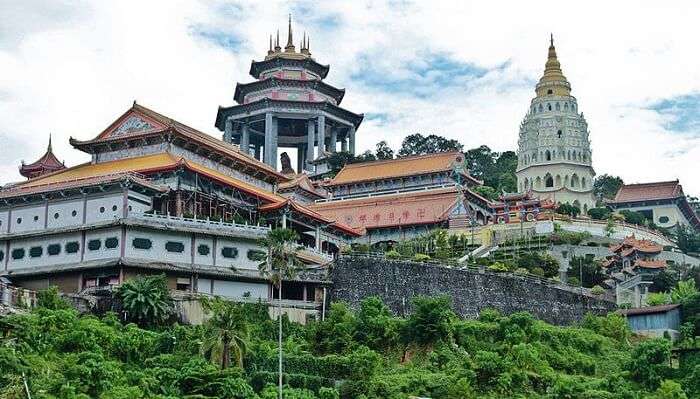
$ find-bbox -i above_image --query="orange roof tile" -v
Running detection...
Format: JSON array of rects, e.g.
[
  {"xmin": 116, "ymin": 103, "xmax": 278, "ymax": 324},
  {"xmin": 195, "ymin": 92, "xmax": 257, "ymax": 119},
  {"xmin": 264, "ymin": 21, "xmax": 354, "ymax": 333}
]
[
  {"xmin": 329, "ymin": 152, "xmax": 468, "ymax": 186},
  {"xmin": 310, "ymin": 187, "xmax": 459, "ymax": 229},
  {"xmin": 70, "ymin": 103, "xmax": 289, "ymax": 183},
  {"xmin": 634, "ymin": 259, "xmax": 667, "ymax": 269},
  {"xmin": 8, "ymin": 152, "xmax": 284, "ymax": 205},
  {"xmin": 17, "ymin": 153, "xmax": 180, "ymax": 188},
  {"xmin": 612, "ymin": 180, "xmax": 683, "ymax": 202},
  {"xmin": 259, "ymin": 199, "xmax": 363, "ymax": 236}
]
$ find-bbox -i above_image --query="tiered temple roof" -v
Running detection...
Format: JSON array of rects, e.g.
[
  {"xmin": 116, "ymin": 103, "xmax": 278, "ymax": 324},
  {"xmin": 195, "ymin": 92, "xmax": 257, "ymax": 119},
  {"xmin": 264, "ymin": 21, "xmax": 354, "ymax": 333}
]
[
  {"xmin": 19, "ymin": 136, "xmax": 66, "ymax": 179},
  {"xmin": 603, "ymin": 235, "xmax": 666, "ymax": 271},
  {"xmin": 327, "ymin": 152, "xmax": 481, "ymax": 187}
]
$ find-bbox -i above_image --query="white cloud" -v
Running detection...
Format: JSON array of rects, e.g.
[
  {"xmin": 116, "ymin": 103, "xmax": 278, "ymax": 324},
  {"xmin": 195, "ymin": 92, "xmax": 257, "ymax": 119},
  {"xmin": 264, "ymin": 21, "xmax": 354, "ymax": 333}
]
[{"xmin": 1, "ymin": 0, "xmax": 699, "ymax": 195}]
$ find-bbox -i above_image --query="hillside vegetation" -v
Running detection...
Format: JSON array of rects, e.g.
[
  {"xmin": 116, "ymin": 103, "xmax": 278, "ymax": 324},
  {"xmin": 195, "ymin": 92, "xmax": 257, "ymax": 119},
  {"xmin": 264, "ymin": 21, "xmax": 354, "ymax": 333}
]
[{"xmin": 0, "ymin": 291, "xmax": 698, "ymax": 398}]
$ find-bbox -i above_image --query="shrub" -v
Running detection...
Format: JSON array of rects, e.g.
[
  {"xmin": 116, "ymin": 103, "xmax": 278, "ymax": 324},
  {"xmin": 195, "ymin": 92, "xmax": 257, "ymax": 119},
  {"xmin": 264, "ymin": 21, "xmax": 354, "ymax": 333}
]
[
  {"xmin": 385, "ymin": 250, "xmax": 400, "ymax": 259},
  {"xmin": 587, "ymin": 207, "xmax": 611, "ymax": 220},
  {"xmin": 646, "ymin": 292, "xmax": 671, "ymax": 306},
  {"xmin": 590, "ymin": 285, "xmax": 605, "ymax": 295},
  {"xmin": 530, "ymin": 267, "xmax": 545, "ymax": 277},
  {"xmin": 413, "ymin": 253, "xmax": 431, "ymax": 262},
  {"xmin": 488, "ymin": 262, "xmax": 510, "ymax": 273},
  {"xmin": 514, "ymin": 268, "xmax": 529, "ymax": 275}
]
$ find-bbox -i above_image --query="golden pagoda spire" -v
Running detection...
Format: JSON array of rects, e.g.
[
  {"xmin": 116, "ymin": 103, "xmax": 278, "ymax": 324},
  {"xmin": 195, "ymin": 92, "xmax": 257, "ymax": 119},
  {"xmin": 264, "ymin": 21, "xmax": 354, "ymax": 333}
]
[
  {"xmin": 535, "ymin": 33, "xmax": 571, "ymax": 97},
  {"xmin": 285, "ymin": 14, "xmax": 295, "ymax": 52}
]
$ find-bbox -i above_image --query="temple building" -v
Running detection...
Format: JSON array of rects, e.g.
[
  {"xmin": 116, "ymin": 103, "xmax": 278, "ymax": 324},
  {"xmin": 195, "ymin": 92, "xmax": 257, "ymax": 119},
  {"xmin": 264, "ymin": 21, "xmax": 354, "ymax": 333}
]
[
  {"xmin": 608, "ymin": 180, "xmax": 700, "ymax": 231},
  {"xmin": 216, "ymin": 16, "xmax": 363, "ymax": 176},
  {"xmin": 489, "ymin": 191, "xmax": 555, "ymax": 224},
  {"xmin": 19, "ymin": 136, "xmax": 66, "ymax": 179},
  {"xmin": 310, "ymin": 152, "xmax": 491, "ymax": 244},
  {"xmin": 0, "ymin": 102, "xmax": 361, "ymax": 311},
  {"xmin": 516, "ymin": 36, "xmax": 596, "ymax": 211}
]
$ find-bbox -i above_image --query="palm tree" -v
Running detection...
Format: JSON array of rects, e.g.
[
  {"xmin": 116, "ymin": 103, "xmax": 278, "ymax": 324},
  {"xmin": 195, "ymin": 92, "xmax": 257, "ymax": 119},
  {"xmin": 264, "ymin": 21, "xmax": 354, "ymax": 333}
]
[
  {"xmin": 258, "ymin": 228, "xmax": 303, "ymax": 399},
  {"xmin": 116, "ymin": 274, "xmax": 173, "ymax": 327},
  {"xmin": 200, "ymin": 297, "xmax": 249, "ymax": 369}
]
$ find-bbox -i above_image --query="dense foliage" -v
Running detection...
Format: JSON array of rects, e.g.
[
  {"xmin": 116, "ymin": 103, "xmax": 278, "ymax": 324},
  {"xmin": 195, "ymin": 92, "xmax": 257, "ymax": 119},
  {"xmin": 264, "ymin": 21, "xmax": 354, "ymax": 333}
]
[{"xmin": 2, "ymin": 290, "xmax": 699, "ymax": 398}]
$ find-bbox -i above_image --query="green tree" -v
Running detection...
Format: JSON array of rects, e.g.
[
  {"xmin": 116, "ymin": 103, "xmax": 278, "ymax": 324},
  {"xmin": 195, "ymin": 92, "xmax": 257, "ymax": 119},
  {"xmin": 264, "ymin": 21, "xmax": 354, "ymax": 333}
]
[
  {"xmin": 37, "ymin": 286, "xmax": 71, "ymax": 310},
  {"xmin": 628, "ymin": 338, "xmax": 672, "ymax": 390},
  {"xmin": 675, "ymin": 225, "xmax": 700, "ymax": 254},
  {"xmin": 258, "ymin": 228, "xmax": 304, "ymax": 398},
  {"xmin": 650, "ymin": 270, "xmax": 679, "ymax": 293},
  {"xmin": 671, "ymin": 279, "xmax": 698, "ymax": 303},
  {"xmin": 200, "ymin": 297, "xmax": 250, "ymax": 369},
  {"xmin": 116, "ymin": 274, "xmax": 173, "ymax": 327},
  {"xmin": 557, "ymin": 203, "xmax": 581, "ymax": 217},
  {"xmin": 375, "ymin": 140, "xmax": 394, "ymax": 160},
  {"xmin": 587, "ymin": 207, "xmax": 611, "ymax": 220},
  {"xmin": 593, "ymin": 174, "xmax": 624, "ymax": 203},
  {"xmin": 398, "ymin": 133, "xmax": 463, "ymax": 156},
  {"xmin": 619, "ymin": 209, "xmax": 647, "ymax": 225},
  {"xmin": 354, "ymin": 297, "xmax": 400, "ymax": 352},
  {"xmin": 568, "ymin": 256, "xmax": 606, "ymax": 288},
  {"xmin": 405, "ymin": 295, "xmax": 455, "ymax": 347},
  {"xmin": 647, "ymin": 380, "xmax": 688, "ymax": 399},
  {"xmin": 472, "ymin": 185, "xmax": 499, "ymax": 201},
  {"xmin": 646, "ymin": 292, "xmax": 671, "ymax": 306}
]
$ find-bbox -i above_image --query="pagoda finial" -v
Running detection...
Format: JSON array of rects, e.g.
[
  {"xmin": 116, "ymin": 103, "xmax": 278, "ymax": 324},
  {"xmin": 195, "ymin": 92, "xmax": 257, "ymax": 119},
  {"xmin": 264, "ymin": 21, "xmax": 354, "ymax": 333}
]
[
  {"xmin": 550, "ymin": 33, "xmax": 554, "ymax": 47},
  {"xmin": 285, "ymin": 14, "xmax": 295, "ymax": 52},
  {"xmin": 47, "ymin": 133, "xmax": 52, "ymax": 152},
  {"xmin": 535, "ymin": 33, "xmax": 571, "ymax": 97},
  {"xmin": 274, "ymin": 30, "xmax": 281, "ymax": 52},
  {"xmin": 268, "ymin": 34, "xmax": 274, "ymax": 55}
]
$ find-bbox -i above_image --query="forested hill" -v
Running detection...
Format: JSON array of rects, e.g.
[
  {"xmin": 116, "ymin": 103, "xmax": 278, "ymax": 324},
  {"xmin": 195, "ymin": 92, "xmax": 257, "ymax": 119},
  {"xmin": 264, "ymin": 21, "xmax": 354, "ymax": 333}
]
[{"xmin": 1, "ymin": 290, "xmax": 697, "ymax": 398}]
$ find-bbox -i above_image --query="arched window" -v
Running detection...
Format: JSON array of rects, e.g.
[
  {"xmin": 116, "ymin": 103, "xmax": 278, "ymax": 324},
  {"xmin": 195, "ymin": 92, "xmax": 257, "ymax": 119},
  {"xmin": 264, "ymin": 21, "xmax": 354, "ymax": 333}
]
[
  {"xmin": 555, "ymin": 102, "xmax": 560, "ymax": 111},
  {"xmin": 581, "ymin": 177, "xmax": 587, "ymax": 189},
  {"xmin": 564, "ymin": 102, "xmax": 569, "ymax": 110},
  {"xmin": 557, "ymin": 130, "xmax": 562, "ymax": 138},
  {"xmin": 533, "ymin": 152, "xmax": 538, "ymax": 162},
  {"xmin": 555, "ymin": 175, "xmax": 562, "ymax": 187},
  {"xmin": 535, "ymin": 176, "xmax": 542, "ymax": 189},
  {"xmin": 571, "ymin": 174, "xmax": 579, "ymax": 188},
  {"xmin": 545, "ymin": 150, "xmax": 551, "ymax": 161},
  {"xmin": 538, "ymin": 104, "xmax": 543, "ymax": 112},
  {"xmin": 547, "ymin": 103, "xmax": 552, "ymax": 111},
  {"xmin": 564, "ymin": 175, "xmax": 570, "ymax": 187},
  {"xmin": 545, "ymin": 174, "xmax": 554, "ymax": 188},
  {"xmin": 567, "ymin": 151, "xmax": 571, "ymax": 160}
]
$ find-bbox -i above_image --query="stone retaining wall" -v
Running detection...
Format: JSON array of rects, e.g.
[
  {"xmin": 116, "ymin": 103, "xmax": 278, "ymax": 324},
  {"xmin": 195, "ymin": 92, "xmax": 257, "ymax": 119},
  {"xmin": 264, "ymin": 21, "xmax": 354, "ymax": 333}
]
[{"xmin": 330, "ymin": 256, "xmax": 616, "ymax": 325}]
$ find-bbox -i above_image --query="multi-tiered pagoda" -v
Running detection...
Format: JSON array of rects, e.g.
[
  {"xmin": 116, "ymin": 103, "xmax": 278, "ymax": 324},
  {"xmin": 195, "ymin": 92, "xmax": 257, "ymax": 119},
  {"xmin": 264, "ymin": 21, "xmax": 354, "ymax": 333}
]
[{"xmin": 215, "ymin": 16, "xmax": 363, "ymax": 175}]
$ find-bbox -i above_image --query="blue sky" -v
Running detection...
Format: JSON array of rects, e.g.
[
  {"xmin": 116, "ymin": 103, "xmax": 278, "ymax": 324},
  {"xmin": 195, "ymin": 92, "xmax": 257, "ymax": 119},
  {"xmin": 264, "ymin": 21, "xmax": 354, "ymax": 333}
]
[{"xmin": 1, "ymin": 0, "xmax": 700, "ymax": 194}]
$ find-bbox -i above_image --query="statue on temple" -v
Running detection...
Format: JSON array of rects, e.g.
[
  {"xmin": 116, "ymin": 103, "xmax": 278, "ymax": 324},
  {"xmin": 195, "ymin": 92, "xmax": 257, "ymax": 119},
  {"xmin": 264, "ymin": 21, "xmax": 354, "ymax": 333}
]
[{"xmin": 280, "ymin": 152, "xmax": 295, "ymax": 175}]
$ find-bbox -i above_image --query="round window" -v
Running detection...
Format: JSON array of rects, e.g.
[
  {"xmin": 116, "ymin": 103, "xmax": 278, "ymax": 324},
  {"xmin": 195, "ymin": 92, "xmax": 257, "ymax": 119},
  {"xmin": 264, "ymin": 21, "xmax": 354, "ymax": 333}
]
[
  {"xmin": 33, "ymin": 215, "xmax": 38, "ymax": 222},
  {"xmin": 112, "ymin": 205, "xmax": 118, "ymax": 212},
  {"xmin": 99, "ymin": 206, "xmax": 105, "ymax": 213},
  {"xmin": 71, "ymin": 210, "xmax": 77, "ymax": 217},
  {"xmin": 16, "ymin": 218, "xmax": 22, "ymax": 224},
  {"xmin": 54, "ymin": 212, "xmax": 59, "ymax": 219}
]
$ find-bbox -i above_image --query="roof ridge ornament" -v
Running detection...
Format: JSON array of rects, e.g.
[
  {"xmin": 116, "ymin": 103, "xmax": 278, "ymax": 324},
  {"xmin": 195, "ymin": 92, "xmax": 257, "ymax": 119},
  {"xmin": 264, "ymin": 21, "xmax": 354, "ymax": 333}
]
[{"xmin": 285, "ymin": 14, "xmax": 295, "ymax": 52}]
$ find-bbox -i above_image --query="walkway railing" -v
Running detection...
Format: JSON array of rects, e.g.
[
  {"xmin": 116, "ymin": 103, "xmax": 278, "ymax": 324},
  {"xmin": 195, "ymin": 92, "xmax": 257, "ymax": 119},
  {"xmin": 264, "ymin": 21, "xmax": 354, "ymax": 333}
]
[
  {"xmin": 130, "ymin": 212, "xmax": 271, "ymax": 235},
  {"xmin": 0, "ymin": 282, "xmax": 37, "ymax": 309}
]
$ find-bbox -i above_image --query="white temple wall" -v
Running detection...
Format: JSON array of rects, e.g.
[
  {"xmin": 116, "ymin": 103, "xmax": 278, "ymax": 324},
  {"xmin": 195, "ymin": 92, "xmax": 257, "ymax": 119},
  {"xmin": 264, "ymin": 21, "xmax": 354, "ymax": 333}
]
[
  {"xmin": 5, "ymin": 232, "xmax": 82, "ymax": 270},
  {"xmin": 84, "ymin": 227, "xmax": 123, "ymax": 262},
  {"xmin": 196, "ymin": 277, "xmax": 268, "ymax": 300},
  {"xmin": 47, "ymin": 199, "xmax": 84, "ymax": 229},
  {"xmin": 10, "ymin": 204, "xmax": 46, "ymax": 233},
  {"xmin": 85, "ymin": 194, "xmax": 124, "ymax": 224},
  {"xmin": 124, "ymin": 228, "xmax": 192, "ymax": 264}
]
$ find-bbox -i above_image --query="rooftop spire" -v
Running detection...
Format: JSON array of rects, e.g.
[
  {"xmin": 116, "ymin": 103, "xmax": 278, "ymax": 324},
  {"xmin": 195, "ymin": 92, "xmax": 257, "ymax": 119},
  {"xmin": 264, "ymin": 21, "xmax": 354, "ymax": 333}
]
[
  {"xmin": 268, "ymin": 34, "xmax": 274, "ymax": 55},
  {"xmin": 285, "ymin": 14, "xmax": 295, "ymax": 52},
  {"xmin": 47, "ymin": 133, "xmax": 53, "ymax": 152},
  {"xmin": 274, "ymin": 30, "xmax": 281, "ymax": 52},
  {"xmin": 535, "ymin": 34, "xmax": 571, "ymax": 97}
]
